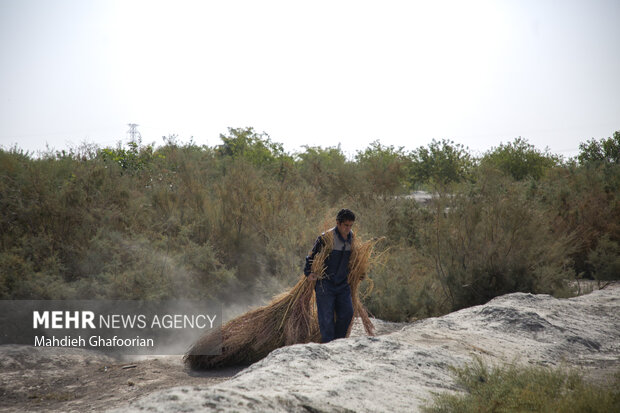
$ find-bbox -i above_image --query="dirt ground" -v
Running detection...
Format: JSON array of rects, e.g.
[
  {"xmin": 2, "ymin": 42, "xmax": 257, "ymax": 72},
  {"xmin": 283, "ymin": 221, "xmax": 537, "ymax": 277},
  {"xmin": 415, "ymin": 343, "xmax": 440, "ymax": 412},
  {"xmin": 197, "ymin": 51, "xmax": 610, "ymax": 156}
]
[
  {"xmin": 1, "ymin": 285, "xmax": 616, "ymax": 412},
  {"xmin": 0, "ymin": 345, "xmax": 243, "ymax": 413},
  {"xmin": 0, "ymin": 317, "xmax": 406, "ymax": 413}
]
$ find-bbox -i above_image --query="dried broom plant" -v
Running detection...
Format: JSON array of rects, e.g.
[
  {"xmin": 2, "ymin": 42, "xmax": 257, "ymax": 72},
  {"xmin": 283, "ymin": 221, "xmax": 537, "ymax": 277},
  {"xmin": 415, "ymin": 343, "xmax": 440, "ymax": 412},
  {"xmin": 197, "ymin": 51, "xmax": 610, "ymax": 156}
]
[{"xmin": 184, "ymin": 230, "xmax": 383, "ymax": 370}]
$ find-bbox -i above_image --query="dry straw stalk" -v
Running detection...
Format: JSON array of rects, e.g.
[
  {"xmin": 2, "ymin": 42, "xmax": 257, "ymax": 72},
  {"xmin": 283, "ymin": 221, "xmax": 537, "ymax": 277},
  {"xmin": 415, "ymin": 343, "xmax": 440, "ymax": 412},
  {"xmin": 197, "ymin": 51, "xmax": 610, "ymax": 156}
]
[{"xmin": 184, "ymin": 230, "xmax": 382, "ymax": 370}]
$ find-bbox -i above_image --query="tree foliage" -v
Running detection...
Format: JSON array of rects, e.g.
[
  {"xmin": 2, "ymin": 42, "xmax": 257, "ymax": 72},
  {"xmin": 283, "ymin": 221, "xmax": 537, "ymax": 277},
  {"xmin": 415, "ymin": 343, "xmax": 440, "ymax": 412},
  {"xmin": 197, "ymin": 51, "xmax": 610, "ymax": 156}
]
[
  {"xmin": 295, "ymin": 145, "xmax": 357, "ymax": 202},
  {"xmin": 481, "ymin": 137, "xmax": 560, "ymax": 181},
  {"xmin": 409, "ymin": 139, "xmax": 473, "ymax": 189},
  {"xmin": 355, "ymin": 140, "xmax": 409, "ymax": 195},
  {"xmin": 1, "ymin": 128, "xmax": 619, "ymax": 323},
  {"xmin": 97, "ymin": 139, "xmax": 160, "ymax": 173},
  {"xmin": 421, "ymin": 169, "xmax": 574, "ymax": 311},
  {"xmin": 578, "ymin": 130, "xmax": 620, "ymax": 165},
  {"xmin": 217, "ymin": 127, "xmax": 289, "ymax": 165}
]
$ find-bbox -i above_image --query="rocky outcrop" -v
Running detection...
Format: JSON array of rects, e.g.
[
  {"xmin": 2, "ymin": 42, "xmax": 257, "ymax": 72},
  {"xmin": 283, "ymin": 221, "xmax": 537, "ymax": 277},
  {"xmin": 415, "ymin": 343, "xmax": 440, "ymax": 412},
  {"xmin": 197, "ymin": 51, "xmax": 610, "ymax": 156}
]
[{"xmin": 108, "ymin": 286, "xmax": 620, "ymax": 412}]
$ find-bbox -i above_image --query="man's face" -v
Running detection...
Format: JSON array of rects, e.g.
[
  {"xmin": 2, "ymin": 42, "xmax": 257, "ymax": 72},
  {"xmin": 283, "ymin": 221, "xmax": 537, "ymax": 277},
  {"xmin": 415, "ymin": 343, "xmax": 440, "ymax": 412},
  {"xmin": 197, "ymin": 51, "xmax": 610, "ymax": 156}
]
[{"xmin": 336, "ymin": 220, "xmax": 354, "ymax": 238}]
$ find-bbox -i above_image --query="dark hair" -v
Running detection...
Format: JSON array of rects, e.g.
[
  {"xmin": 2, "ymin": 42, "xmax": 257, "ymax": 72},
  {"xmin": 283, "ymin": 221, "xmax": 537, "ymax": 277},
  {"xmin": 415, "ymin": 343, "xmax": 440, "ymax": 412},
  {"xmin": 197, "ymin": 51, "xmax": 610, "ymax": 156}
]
[{"xmin": 336, "ymin": 208, "xmax": 356, "ymax": 223}]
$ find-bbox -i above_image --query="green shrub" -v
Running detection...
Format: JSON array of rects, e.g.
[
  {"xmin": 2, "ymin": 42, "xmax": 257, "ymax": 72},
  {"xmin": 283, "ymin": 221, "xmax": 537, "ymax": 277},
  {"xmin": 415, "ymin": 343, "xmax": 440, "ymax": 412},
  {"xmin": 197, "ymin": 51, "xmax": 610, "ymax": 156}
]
[
  {"xmin": 481, "ymin": 137, "xmax": 560, "ymax": 181},
  {"xmin": 1, "ymin": 130, "xmax": 617, "ymax": 321},
  {"xmin": 587, "ymin": 235, "xmax": 620, "ymax": 282},
  {"xmin": 409, "ymin": 139, "xmax": 474, "ymax": 189},
  {"xmin": 421, "ymin": 169, "xmax": 575, "ymax": 311},
  {"xmin": 423, "ymin": 358, "xmax": 620, "ymax": 413},
  {"xmin": 578, "ymin": 130, "xmax": 620, "ymax": 165},
  {"xmin": 295, "ymin": 144, "xmax": 359, "ymax": 203},
  {"xmin": 97, "ymin": 138, "xmax": 160, "ymax": 173},
  {"xmin": 537, "ymin": 163, "xmax": 620, "ymax": 278},
  {"xmin": 355, "ymin": 140, "xmax": 409, "ymax": 196},
  {"xmin": 363, "ymin": 246, "xmax": 440, "ymax": 321}
]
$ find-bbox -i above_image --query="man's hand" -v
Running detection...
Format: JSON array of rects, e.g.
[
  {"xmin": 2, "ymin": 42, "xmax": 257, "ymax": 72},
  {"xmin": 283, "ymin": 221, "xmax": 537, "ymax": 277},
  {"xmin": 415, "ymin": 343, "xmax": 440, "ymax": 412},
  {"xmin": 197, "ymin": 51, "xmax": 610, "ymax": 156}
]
[{"xmin": 307, "ymin": 273, "xmax": 319, "ymax": 281}]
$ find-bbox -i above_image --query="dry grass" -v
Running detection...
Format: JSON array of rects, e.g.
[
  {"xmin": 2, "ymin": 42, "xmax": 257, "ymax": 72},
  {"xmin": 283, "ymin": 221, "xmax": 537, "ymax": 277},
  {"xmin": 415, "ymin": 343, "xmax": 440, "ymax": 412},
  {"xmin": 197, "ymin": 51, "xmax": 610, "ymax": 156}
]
[
  {"xmin": 422, "ymin": 358, "xmax": 620, "ymax": 413},
  {"xmin": 184, "ymin": 231, "xmax": 382, "ymax": 369}
]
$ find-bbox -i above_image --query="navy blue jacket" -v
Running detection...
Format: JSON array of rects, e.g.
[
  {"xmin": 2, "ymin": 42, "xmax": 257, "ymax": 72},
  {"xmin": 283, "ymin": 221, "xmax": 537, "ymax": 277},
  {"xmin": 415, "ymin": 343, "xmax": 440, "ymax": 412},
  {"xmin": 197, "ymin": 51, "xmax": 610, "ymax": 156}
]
[{"xmin": 304, "ymin": 227, "xmax": 353, "ymax": 288}]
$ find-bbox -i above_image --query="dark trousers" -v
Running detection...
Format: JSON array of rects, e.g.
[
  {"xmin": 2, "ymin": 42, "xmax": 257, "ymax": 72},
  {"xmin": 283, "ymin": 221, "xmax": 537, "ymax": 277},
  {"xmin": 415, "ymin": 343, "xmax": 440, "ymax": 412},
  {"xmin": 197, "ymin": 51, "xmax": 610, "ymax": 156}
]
[{"xmin": 315, "ymin": 282, "xmax": 354, "ymax": 343}]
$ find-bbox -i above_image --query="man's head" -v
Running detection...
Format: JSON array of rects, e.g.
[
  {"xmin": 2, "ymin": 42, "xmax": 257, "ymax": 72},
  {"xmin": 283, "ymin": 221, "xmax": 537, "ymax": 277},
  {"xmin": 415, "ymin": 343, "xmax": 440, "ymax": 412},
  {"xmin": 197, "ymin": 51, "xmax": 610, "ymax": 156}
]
[{"xmin": 336, "ymin": 209, "xmax": 355, "ymax": 239}]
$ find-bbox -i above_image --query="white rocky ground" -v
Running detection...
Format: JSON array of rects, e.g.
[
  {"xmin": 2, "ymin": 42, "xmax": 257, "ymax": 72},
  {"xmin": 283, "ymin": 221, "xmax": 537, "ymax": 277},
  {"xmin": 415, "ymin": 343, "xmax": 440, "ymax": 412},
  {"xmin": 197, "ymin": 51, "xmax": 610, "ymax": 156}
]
[{"xmin": 107, "ymin": 285, "xmax": 620, "ymax": 413}]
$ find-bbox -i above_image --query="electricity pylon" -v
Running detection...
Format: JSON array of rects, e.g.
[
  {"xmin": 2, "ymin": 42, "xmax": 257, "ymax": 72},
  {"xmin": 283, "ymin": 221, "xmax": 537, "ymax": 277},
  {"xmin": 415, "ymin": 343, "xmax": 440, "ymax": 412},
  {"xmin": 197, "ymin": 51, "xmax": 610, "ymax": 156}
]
[{"xmin": 127, "ymin": 123, "xmax": 142, "ymax": 142}]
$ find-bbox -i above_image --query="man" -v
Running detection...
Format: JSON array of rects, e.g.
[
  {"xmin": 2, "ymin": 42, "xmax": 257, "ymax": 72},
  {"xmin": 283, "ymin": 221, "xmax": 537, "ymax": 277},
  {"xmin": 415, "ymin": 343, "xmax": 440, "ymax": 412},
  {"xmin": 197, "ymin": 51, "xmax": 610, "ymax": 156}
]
[{"xmin": 304, "ymin": 209, "xmax": 355, "ymax": 343}]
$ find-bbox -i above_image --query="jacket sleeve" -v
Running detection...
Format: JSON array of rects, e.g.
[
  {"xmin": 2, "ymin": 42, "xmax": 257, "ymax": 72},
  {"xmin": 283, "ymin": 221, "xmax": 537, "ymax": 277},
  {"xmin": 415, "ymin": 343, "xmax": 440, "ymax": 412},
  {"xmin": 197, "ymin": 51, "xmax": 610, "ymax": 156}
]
[{"xmin": 303, "ymin": 236, "xmax": 324, "ymax": 276}]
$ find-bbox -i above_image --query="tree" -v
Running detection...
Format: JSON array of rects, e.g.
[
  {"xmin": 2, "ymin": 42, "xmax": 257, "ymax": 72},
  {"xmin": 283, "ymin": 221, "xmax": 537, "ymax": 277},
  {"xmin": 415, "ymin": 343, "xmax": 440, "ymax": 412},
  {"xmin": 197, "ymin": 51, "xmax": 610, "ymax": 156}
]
[
  {"xmin": 216, "ymin": 127, "xmax": 286, "ymax": 166},
  {"xmin": 355, "ymin": 140, "xmax": 409, "ymax": 195},
  {"xmin": 481, "ymin": 137, "xmax": 559, "ymax": 181},
  {"xmin": 578, "ymin": 131, "xmax": 620, "ymax": 165},
  {"xmin": 296, "ymin": 145, "xmax": 356, "ymax": 202},
  {"xmin": 409, "ymin": 139, "xmax": 473, "ymax": 189},
  {"xmin": 216, "ymin": 127, "xmax": 295, "ymax": 181}
]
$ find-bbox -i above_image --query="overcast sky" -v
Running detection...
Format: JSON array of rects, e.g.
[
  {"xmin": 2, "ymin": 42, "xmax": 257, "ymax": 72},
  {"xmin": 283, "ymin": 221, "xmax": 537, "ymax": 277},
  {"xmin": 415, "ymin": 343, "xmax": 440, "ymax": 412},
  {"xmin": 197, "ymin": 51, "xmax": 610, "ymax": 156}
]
[{"xmin": 1, "ymin": 0, "xmax": 618, "ymax": 158}]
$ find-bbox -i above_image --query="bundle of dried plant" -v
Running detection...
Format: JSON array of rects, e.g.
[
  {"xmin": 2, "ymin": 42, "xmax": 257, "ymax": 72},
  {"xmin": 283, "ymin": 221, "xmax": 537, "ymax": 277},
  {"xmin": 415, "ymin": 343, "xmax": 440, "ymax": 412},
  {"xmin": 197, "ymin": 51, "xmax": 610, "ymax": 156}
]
[{"xmin": 184, "ymin": 231, "xmax": 382, "ymax": 370}]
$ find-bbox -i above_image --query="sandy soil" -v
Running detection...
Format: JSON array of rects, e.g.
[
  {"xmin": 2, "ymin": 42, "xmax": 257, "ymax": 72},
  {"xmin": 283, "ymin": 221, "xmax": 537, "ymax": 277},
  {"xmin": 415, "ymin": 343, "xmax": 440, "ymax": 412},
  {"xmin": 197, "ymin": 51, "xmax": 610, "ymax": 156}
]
[
  {"xmin": 0, "ymin": 318, "xmax": 404, "ymax": 412},
  {"xmin": 0, "ymin": 347, "xmax": 241, "ymax": 413}
]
